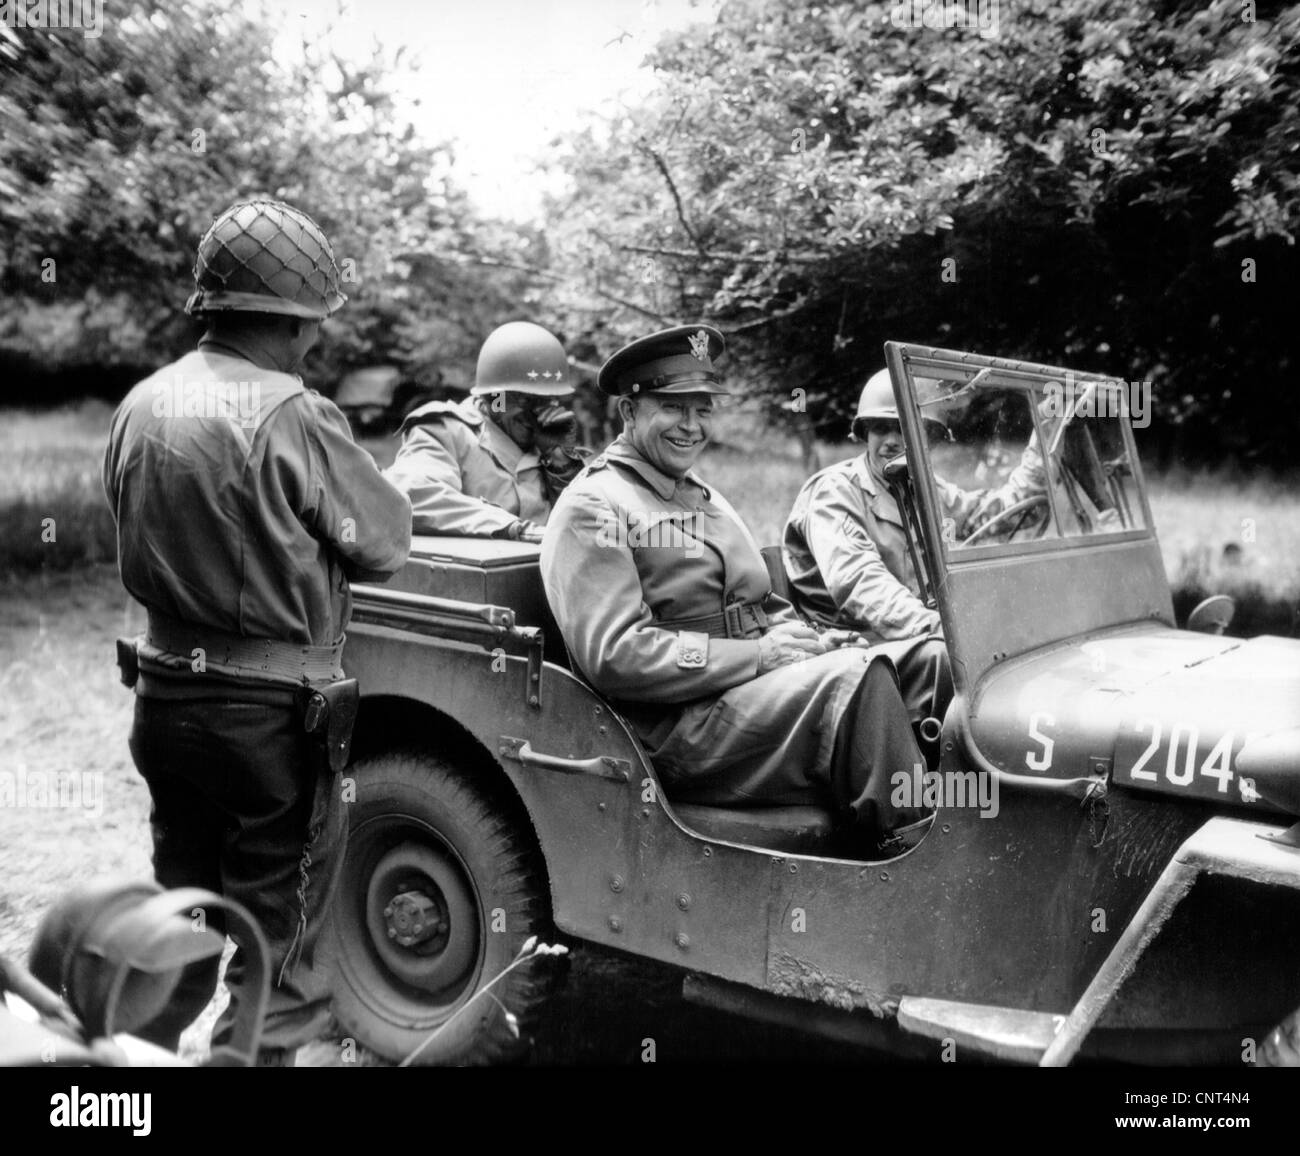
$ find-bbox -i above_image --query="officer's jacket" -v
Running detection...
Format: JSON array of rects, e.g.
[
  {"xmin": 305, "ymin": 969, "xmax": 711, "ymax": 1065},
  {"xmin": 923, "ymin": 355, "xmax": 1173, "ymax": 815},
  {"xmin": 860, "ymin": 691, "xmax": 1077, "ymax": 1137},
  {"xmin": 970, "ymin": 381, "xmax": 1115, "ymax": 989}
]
[
  {"xmin": 103, "ymin": 349, "xmax": 411, "ymax": 647},
  {"xmin": 782, "ymin": 454, "xmax": 992, "ymax": 641},
  {"xmin": 386, "ymin": 397, "xmax": 550, "ymax": 536},
  {"xmin": 541, "ymin": 436, "xmax": 799, "ymax": 707}
]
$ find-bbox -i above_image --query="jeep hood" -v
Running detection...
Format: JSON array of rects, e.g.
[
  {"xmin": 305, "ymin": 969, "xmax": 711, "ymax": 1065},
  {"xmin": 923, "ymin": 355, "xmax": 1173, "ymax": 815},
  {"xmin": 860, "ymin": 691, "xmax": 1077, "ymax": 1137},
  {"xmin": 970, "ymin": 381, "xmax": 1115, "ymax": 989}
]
[{"xmin": 968, "ymin": 627, "xmax": 1300, "ymax": 817}]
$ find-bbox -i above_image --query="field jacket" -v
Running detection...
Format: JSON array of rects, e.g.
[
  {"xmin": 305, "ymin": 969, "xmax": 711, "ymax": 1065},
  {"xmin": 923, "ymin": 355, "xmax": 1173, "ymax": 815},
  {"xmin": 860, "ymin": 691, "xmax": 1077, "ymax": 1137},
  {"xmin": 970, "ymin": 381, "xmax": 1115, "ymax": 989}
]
[
  {"xmin": 386, "ymin": 397, "xmax": 551, "ymax": 536},
  {"xmin": 783, "ymin": 454, "xmax": 993, "ymax": 641},
  {"xmin": 102, "ymin": 349, "xmax": 411, "ymax": 660}
]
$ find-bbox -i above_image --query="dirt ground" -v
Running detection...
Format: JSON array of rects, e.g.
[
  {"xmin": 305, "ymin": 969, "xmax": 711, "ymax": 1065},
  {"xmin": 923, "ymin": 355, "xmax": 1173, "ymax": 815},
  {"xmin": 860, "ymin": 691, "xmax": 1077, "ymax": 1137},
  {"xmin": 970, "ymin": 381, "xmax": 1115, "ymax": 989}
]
[{"xmin": 0, "ymin": 564, "xmax": 873, "ymax": 1065}]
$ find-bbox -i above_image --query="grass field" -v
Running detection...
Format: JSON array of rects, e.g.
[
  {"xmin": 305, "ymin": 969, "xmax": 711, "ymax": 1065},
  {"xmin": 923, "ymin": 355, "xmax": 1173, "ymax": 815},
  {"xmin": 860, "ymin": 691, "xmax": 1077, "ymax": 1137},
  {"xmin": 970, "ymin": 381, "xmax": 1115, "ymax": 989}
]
[{"xmin": 3, "ymin": 401, "xmax": 1298, "ymax": 631}]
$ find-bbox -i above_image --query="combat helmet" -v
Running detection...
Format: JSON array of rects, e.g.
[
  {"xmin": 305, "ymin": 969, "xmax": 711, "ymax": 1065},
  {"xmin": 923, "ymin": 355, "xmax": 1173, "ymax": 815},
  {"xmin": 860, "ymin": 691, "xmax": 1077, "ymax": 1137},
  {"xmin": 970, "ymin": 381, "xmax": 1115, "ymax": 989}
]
[
  {"xmin": 852, "ymin": 368, "xmax": 954, "ymax": 441},
  {"xmin": 472, "ymin": 322, "xmax": 572, "ymax": 397},
  {"xmin": 185, "ymin": 199, "xmax": 347, "ymax": 320}
]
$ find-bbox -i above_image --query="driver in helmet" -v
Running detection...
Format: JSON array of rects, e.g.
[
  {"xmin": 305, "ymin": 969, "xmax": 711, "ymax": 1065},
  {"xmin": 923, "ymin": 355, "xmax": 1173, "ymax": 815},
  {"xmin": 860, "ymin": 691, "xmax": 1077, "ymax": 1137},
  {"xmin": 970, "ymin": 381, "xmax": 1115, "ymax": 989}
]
[
  {"xmin": 385, "ymin": 321, "xmax": 591, "ymax": 543},
  {"xmin": 782, "ymin": 369, "xmax": 1042, "ymax": 720}
]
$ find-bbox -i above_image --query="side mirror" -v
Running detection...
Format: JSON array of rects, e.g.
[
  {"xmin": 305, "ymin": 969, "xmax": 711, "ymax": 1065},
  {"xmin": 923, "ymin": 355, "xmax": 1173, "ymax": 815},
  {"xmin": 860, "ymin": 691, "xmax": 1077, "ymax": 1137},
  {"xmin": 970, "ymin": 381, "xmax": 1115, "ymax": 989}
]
[{"xmin": 1186, "ymin": 595, "xmax": 1235, "ymax": 636}]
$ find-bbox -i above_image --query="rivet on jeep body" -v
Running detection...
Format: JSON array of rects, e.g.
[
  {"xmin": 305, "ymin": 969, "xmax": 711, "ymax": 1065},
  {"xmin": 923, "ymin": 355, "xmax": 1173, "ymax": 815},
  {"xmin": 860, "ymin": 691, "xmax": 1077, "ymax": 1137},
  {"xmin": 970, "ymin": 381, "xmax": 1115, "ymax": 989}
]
[
  {"xmin": 609, "ymin": 916, "xmax": 622, "ymax": 932},
  {"xmin": 610, "ymin": 875, "xmax": 624, "ymax": 893},
  {"xmin": 788, "ymin": 863, "xmax": 797, "ymax": 874},
  {"xmin": 675, "ymin": 933, "xmax": 690, "ymax": 950},
  {"xmin": 676, "ymin": 893, "xmax": 691, "ymax": 911}
]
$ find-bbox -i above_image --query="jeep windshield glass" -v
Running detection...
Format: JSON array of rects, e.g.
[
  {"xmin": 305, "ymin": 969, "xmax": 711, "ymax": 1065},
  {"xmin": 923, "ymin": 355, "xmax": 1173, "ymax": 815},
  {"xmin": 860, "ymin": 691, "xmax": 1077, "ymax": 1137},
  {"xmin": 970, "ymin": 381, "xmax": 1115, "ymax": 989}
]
[{"xmin": 919, "ymin": 377, "xmax": 1149, "ymax": 552}]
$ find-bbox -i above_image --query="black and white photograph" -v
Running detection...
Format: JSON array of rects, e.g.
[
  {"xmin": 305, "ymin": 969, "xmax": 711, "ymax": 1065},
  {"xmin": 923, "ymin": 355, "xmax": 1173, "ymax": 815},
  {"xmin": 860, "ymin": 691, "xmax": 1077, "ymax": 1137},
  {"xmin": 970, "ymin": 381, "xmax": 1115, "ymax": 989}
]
[{"xmin": 1, "ymin": 0, "xmax": 1298, "ymax": 1133}]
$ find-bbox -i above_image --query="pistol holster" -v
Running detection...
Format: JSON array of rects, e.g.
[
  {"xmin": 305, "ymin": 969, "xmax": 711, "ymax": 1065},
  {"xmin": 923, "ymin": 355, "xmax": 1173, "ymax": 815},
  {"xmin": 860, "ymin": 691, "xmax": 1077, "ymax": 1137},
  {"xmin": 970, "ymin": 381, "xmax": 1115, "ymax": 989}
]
[{"xmin": 299, "ymin": 678, "xmax": 360, "ymax": 774}]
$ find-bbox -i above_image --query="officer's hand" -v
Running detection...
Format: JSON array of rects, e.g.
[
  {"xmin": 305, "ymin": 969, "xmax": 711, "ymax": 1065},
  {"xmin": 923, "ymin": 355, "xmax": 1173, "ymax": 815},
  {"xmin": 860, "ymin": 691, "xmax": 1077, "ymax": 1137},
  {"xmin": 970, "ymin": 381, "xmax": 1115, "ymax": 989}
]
[
  {"xmin": 757, "ymin": 622, "xmax": 827, "ymax": 673},
  {"xmin": 513, "ymin": 520, "xmax": 545, "ymax": 544},
  {"xmin": 821, "ymin": 628, "xmax": 869, "ymax": 649}
]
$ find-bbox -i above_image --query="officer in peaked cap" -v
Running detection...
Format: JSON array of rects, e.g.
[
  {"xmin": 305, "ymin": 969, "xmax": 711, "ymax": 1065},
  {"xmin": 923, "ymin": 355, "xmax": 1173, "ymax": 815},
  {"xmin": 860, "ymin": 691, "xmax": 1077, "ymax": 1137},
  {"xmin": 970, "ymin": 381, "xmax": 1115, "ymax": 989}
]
[
  {"xmin": 596, "ymin": 323, "xmax": 729, "ymax": 397},
  {"xmin": 540, "ymin": 323, "xmax": 932, "ymax": 858},
  {"xmin": 386, "ymin": 321, "xmax": 592, "ymax": 542}
]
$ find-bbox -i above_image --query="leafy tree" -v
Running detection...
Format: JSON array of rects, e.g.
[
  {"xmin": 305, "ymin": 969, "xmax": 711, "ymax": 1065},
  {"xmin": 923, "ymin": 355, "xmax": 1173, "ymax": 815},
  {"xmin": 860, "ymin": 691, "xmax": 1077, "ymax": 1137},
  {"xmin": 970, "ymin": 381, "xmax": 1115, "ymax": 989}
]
[
  {"xmin": 544, "ymin": 0, "xmax": 1300, "ymax": 466},
  {"xmin": 0, "ymin": 0, "xmax": 523, "ymax": 393}
]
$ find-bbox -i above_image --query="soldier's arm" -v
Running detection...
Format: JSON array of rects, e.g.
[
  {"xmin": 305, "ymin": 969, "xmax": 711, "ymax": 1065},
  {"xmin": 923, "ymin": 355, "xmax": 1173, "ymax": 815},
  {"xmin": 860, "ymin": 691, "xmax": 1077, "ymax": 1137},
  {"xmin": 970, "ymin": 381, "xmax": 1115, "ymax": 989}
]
[
  {"xmin": 540, "ymin": 490, "xmax": 761, "ymax": 703},
  {"xmin": 384, "ymin": 422, "xmax": 525, "ymax": 538},
  {"xmin": 803, "ymin": 473, "xmax": 941, "ymax": 640},
  {"xmin": 955, "ymin": 435, "xmax": 1048, "ymax": 530},
  {"xmin": 303, "ymin": 397, "xmax": 412, "ymax": 580}
]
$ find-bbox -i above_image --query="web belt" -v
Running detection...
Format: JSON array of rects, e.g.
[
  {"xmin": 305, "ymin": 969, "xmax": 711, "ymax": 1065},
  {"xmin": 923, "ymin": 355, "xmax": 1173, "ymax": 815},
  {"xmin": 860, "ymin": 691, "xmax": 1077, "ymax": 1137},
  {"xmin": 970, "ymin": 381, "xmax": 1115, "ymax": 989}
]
[
  {"xmin": 657, "ymin": 601, "xmax": 769, "ymax": 640},
  {"xmin": 145, "ymin": 610, "xmax": 345, "ymax": 684}
]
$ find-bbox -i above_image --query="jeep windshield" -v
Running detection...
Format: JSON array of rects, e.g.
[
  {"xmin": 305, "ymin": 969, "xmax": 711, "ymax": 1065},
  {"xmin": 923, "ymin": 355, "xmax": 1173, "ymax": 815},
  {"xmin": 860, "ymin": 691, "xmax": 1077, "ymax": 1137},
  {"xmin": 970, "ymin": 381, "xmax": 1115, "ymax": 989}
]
[
  {"xmin": 883, "ymin": 344, "xmax": 1170, "ymax": 696},
  {"xmin": 912, "ymin": 366, "xmax": 1151, "ymax": 558}
]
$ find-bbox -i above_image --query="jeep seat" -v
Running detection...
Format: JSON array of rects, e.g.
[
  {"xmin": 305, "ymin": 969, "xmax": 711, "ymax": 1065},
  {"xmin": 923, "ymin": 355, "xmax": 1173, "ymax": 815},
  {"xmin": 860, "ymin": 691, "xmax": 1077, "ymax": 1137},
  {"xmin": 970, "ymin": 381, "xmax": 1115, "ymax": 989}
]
[{"xmin": 670, "ymin": 803, "xmax": 837, "ymax": 854}]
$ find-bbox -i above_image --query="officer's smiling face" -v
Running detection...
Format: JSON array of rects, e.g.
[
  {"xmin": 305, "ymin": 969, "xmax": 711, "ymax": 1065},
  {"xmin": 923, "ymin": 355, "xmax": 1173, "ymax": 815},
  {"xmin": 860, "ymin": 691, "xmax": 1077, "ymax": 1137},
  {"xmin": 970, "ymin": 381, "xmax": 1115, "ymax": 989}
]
[{"xmin": 624, "ymin": 393, "xmax": 714, "ymax": 478}]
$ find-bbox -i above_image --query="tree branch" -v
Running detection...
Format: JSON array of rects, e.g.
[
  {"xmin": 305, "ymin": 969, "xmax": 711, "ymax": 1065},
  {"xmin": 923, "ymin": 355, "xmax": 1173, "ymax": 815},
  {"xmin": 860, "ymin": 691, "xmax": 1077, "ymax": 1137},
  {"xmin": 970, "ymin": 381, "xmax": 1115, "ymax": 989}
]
[
  {"xmin": 615, "ymin": 242, "xmax": 826, "ymax": 265},
  {"xmin": 636, "ymin": 142, "xmax": 703, "ymax": 253}
]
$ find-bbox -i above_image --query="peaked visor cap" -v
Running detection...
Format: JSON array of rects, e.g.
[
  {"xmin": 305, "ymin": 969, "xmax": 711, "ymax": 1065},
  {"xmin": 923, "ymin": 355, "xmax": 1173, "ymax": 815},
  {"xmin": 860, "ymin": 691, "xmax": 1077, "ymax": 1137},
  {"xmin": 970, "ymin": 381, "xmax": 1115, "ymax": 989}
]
[{"xmin": 597, "ymin": 323, "xmax": 728, "ymax": 397}]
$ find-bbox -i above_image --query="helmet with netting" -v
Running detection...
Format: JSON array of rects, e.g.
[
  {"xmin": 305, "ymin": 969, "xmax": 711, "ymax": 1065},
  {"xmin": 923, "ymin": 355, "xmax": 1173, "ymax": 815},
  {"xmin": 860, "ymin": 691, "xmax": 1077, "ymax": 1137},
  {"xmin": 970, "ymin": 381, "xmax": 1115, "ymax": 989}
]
[{"xmin": 185, "ymin": 199, "xmax": 347, "ymax": 320}]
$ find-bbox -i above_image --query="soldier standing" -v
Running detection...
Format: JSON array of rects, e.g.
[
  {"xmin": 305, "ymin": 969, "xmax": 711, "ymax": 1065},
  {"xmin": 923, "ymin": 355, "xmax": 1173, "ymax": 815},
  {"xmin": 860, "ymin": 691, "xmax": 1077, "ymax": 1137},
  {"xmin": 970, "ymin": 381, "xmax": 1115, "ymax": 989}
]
[
  {"xmin": 386, "ymin": 321, "xmax": 590, "ymax": 542},
  {"xmin": 540, "ymin": 325, "xmax": 930, "ymax": 855},
  {"xmin": 102, "ymin": 199, "xmax": 412, "ymax": 1064}
]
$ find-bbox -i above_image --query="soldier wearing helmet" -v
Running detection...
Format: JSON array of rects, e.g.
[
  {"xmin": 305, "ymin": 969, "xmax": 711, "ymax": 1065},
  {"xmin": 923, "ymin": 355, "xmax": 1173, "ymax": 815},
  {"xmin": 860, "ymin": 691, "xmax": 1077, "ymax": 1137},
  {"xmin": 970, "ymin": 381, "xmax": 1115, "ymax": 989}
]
[
  {"xmin": 102, "ymin": 199, "xmax": 412, "ymax": 1065},
  {"xmin": 782, "ymin": 368, "xmax": 1042, "ymax": 731},
  {"xmin": 385, "ymin": 321, "xmax": 592, "ymax": 543},
  {"xmin": 540, "ymin": 326, "xmax": 931, "ymax": 857}
]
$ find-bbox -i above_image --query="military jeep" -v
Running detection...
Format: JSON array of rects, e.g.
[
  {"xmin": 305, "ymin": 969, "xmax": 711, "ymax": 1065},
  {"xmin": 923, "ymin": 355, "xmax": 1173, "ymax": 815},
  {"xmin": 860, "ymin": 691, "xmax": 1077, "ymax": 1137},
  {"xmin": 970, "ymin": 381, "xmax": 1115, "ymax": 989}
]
[{"xmin": 330, "ymin": 343, "xmax": 1300, "ymax": 1066}]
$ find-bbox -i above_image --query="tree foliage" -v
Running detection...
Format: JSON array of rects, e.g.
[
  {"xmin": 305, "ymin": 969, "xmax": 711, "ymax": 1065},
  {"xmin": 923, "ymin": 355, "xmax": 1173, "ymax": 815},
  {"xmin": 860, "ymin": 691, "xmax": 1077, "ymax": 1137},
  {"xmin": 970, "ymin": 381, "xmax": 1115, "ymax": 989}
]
[
  {"xmin": 544, "ymin": 0, "xmax": 1300, "ymax": 465},
  {"xmin": 0, "ymin": 0, "xmax": 527, "ymax": 391}
]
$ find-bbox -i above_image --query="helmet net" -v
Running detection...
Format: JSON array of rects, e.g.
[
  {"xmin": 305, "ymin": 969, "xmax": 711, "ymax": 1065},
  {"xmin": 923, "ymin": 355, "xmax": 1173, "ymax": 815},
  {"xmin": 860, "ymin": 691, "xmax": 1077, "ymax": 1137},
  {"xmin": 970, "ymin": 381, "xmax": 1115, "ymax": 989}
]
[{"xmin": 188, "ymin": 199, "xmax": 345, "ymax": 319}]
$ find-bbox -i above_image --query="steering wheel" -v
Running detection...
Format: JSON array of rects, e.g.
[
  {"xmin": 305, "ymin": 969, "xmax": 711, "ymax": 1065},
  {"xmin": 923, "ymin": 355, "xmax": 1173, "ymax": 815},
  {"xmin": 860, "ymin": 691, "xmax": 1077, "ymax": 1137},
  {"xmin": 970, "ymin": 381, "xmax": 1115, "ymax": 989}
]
[{"xmin": 959, "ymin": 493, "xmax": 1050, "ymax": 547}]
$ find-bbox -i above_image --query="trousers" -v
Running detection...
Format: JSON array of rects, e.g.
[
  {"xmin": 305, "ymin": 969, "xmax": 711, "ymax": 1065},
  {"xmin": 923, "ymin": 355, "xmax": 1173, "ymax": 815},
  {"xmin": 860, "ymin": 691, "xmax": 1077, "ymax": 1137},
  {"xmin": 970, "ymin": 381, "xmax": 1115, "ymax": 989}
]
[
  {"xmin": 640, "ymin": 648, "xmax": 929, "ymax": 841},
  {"xmin": 127, "ymin": 694, "xmax": 347, "ymax": 1058}
]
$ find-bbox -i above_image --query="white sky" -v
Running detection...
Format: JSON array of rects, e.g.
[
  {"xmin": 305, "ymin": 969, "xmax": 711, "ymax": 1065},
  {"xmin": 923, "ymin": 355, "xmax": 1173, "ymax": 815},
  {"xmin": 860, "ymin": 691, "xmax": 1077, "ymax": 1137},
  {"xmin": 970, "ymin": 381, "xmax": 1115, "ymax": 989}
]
[{"xmin": 271, "ymin": 0, "xmax": 719, "ymax": 221}]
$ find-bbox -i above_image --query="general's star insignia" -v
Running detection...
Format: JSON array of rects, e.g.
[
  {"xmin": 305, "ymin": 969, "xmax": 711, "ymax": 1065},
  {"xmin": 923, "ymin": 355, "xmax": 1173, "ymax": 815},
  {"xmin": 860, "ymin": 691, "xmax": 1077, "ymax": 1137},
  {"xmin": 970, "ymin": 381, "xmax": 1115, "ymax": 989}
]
[
  {"xmin": 541, "ymin": 371, "xmax": 552, "ymax": 378},
  {"xmin": 527, "ymin": 371, "xmax": 539, "ymax": 379},
  {"xmin": 688, "ymin": 329, "xmax": 710, "ymax": 361}
]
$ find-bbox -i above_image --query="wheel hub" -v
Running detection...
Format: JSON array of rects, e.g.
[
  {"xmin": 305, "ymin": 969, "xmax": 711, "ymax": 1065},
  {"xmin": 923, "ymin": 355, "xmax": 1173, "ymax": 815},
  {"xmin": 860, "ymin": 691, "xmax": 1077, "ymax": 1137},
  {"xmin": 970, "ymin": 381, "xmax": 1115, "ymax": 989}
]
[
  {"xmin": 362, "ymin": 841, "xmax": 479, "ymax": 994},
  {"xmin": 384, "ymin": 889, "xmax": 445, "ymax": 947}
]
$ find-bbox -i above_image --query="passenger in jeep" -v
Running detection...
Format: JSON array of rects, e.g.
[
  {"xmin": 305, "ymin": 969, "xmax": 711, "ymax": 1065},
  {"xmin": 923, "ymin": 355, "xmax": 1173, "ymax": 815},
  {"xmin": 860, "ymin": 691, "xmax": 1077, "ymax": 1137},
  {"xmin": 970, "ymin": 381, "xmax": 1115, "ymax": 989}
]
[
  {"xmin": 386, "ymin": 322, "xmax": 591, "ymax": 543},
  {"xmin": 541, "ymin": 325, "xmax": 931, "ymax": 856}
]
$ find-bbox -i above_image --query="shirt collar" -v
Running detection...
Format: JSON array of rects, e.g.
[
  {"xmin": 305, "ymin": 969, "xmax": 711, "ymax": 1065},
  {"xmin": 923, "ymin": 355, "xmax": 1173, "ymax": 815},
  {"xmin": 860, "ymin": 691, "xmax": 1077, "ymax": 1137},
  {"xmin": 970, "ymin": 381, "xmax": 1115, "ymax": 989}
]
[
  {"xmin": 850, "ymin": 452, "xmax": 881, "ymax": 496},
  {"xmin": 606, "ymin": 435, "xmax": 709, "ymax": 501}
]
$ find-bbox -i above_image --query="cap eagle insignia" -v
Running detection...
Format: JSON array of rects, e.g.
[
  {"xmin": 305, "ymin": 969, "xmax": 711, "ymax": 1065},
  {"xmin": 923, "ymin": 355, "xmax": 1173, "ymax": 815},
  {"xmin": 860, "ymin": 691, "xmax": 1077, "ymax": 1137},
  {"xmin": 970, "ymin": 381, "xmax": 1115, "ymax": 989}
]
[{"xmin": 688, "ymin": 329, "xmax": 710, "ymax": 362}]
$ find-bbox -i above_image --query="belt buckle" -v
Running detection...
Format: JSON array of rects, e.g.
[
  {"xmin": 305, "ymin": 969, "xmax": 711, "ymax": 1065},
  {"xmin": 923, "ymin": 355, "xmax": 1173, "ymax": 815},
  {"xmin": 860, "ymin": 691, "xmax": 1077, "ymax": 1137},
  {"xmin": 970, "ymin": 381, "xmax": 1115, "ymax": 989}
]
[{"xmin": 723, "ymin": 604, "xmax": 743, "ymax": 638}]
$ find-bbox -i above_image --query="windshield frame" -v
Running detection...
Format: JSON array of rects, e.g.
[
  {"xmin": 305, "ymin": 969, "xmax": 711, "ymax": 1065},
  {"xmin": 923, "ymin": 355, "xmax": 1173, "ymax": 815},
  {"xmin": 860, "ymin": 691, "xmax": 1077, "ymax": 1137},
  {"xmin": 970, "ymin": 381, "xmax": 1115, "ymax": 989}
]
[{"xmin": 884, "ymin": 347, "xmax": 1157, "ymax": 568}]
